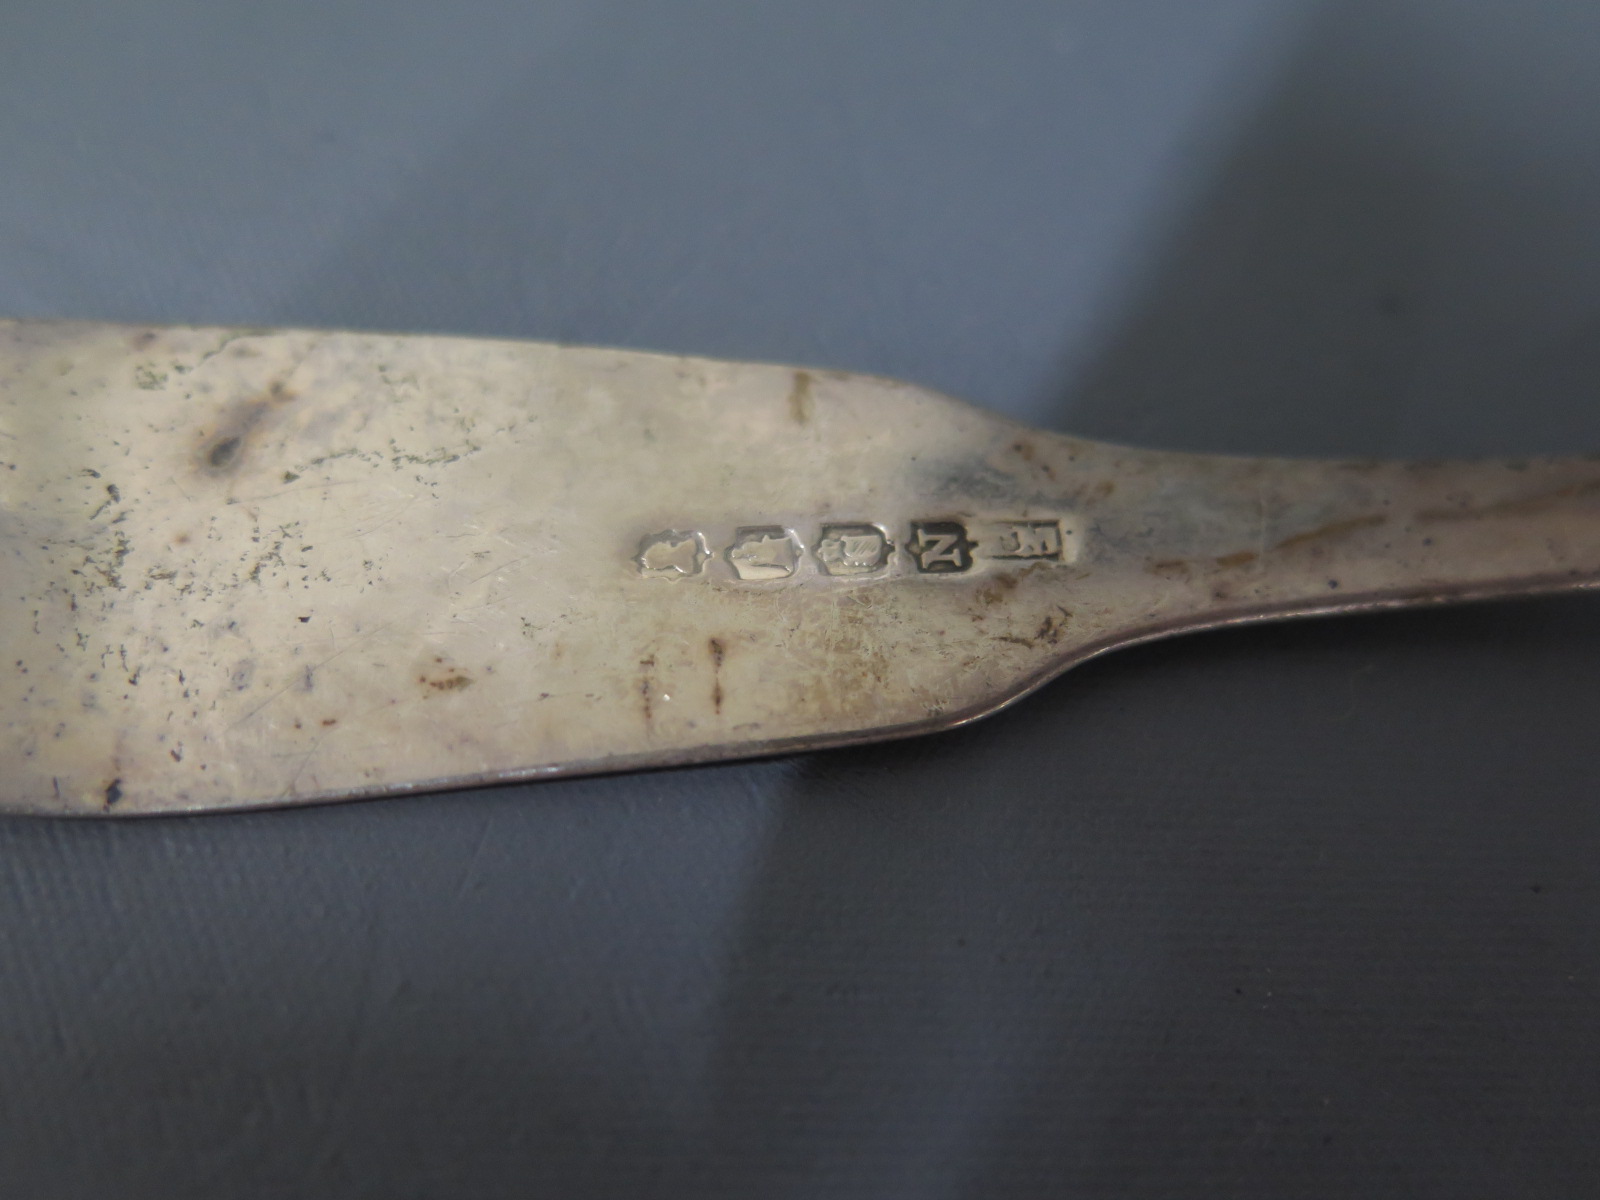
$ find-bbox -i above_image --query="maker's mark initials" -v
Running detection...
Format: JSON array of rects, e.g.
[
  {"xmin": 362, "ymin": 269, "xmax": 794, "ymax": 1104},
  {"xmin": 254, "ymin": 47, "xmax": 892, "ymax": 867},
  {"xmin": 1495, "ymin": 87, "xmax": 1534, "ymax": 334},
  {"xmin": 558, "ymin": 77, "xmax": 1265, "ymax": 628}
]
[{"xmin": 991, "ymin": 520, "xmax": 1063, "ymax": 561}]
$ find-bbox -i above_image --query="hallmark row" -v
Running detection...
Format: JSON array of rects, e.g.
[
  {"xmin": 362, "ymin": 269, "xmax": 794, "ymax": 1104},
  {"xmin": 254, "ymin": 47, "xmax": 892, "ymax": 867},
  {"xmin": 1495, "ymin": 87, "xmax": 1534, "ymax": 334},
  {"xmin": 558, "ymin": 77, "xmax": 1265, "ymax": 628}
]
[{"xmin": 636, "ymin": 518, "xmax": 1070, "ymax": 580}]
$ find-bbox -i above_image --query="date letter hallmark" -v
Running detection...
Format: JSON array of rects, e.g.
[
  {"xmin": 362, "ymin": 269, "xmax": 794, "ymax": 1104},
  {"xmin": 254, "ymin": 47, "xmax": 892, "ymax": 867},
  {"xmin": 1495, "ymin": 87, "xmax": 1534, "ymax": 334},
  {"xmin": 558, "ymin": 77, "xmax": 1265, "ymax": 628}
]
[
  {"xmin": 909, "ymin": 521, "xmax": 974, "ymax": 574},
  {"xmin": 635, "ymin": 517, "xmax": 1075, "ymax": 581}
]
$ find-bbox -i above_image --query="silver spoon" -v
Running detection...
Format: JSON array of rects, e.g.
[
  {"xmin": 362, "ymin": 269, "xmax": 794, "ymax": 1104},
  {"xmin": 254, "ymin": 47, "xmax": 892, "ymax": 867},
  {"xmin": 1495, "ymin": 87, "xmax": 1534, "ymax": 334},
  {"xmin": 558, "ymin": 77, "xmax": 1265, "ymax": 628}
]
[{"xmin": 4, "ymin": 320, "xmax": 1597, "ymax": 815}]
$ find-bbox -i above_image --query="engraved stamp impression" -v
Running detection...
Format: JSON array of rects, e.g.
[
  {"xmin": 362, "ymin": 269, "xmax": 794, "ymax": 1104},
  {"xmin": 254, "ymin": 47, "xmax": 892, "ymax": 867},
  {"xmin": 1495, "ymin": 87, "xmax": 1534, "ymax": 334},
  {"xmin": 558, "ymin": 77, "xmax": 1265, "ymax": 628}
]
[
  {"xmin": 727, "ymin": 527, "xmax": 801, "ymax": 580},
  {"xmin": 636, "ymin": 517, "xmax": 1074, "ymax": 580},
  {"xmin": 815, "ymin": 524, "xmax": 893, "ymax": 577},
  {"xmin": 909, "ymin": 520, "xmax": 974, "ymax": 573},
  {"xmin": 637, "ymin": 530, "xmax": 710, "ymax": 577},
  {"xmin": 990, "ymin": 520, "xmax": 1063, "ymax": 561}
]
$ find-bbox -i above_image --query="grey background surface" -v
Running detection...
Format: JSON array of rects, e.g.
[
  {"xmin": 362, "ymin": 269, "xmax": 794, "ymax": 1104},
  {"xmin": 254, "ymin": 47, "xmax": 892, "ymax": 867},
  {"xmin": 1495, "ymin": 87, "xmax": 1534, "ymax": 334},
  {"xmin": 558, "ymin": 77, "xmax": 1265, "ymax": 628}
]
[{"xmin": 3, "ymin": 1, "xmax": 1599, "ymax": 1195}]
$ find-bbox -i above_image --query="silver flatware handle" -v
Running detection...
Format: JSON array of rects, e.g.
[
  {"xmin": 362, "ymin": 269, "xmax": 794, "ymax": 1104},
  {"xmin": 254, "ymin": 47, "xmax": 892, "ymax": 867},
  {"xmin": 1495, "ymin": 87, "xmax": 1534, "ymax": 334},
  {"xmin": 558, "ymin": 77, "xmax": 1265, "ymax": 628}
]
[{"xmin": 3, "ymin": 321, "xmax": 1596, "ymax": 815}]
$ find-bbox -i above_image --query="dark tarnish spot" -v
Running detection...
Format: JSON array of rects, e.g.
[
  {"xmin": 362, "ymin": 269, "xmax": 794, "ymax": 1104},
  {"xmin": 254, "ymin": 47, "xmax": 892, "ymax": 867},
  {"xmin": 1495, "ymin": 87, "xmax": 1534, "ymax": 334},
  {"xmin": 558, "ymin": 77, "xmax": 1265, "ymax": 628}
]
[
  {"xmin": 993, "ymin": 606, "xmax": 1073, "ymax": 650},
  {"xmin": 972, "ymin": 566, "xmax": 1049, "ymax": 611},
  {"xmin": 418, "ymin": 659, "xmax": 474, "ymax": 694},
  {"xmin": 1215, "ymin": 550, "xmax": 1259, "ymax": 569},
  {"xmin": 91, "ymin": 531, "xmax": 132, "ymax": 590},
  {"xmin": 976, "ymin": 572, "xmax": 1022, "ymax": 607},
  {"xmin": 208, "ymin": 436, "xmax": 243, "ymax": 469},
  {"xmin": 1012, "ymin": 439, "xmax": 1057, "ymax": 481},
  {"xmin": 196, "ymin": 379, "xmax": 298, "ymax": 477},
  {"xmin": 1274, "ymin": 514, "xmax": 1386, "ymax": 552},
  {"xmin": 88, "ymin": 482, "xmax": 122, "ymax": 521},
  {"xmin": 130, "ymin": 330, "xmax": 158, "ymax": 349},
  {"xmin": 788, "ymin": 371, "xmax": 814, "ymax": 425},
  {"xmin": 1035, "ymin": 607, "xmax": 1071, "ymax": 646},
  {"xmin": 1419, "ymin": 477, "xmax": 1600, "ymax": 522},
  {"xmin": 104, "ymin": 779, "xmax": 123, "ymax": 808},
  {"xmin": 975, "ymin": 563, "xmax": 1048, "ymax": 607},
  {"xmin": 709, "ymin": 637, "xmax": 726, "ymax": 714},
  {"xmin": 640, "ymin": 655, "xmax": 657, "ymax": 723}
]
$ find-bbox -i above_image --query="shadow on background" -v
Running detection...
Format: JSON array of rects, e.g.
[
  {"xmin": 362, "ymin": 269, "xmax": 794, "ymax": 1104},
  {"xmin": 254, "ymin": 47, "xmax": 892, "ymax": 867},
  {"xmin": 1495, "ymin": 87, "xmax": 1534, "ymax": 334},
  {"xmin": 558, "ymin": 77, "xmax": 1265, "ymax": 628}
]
[
  {"xmin": 1056, "ymin": 0, "xmax": 1600, "ymax": 459},
  {"xmin": 705, "ymin": 593, "xmax": 1600, "ymax": 1196}
]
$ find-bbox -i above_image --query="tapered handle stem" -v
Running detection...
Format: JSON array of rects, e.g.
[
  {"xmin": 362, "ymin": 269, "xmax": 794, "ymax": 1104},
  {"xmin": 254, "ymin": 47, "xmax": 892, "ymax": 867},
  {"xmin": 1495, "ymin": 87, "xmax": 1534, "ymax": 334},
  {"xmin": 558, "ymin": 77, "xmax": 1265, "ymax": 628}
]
[{"xmin": 1081, "ymin": 449, "xmax": 1600, "ymax": 640}]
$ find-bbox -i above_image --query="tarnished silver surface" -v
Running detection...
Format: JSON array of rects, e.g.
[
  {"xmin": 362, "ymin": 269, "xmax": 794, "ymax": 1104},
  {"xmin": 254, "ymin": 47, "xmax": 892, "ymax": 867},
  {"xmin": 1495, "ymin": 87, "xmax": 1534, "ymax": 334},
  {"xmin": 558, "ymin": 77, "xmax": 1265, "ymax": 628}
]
[{"xmin": 4, "ymin": 320, "xmax": 1600, "ymax": 816}]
